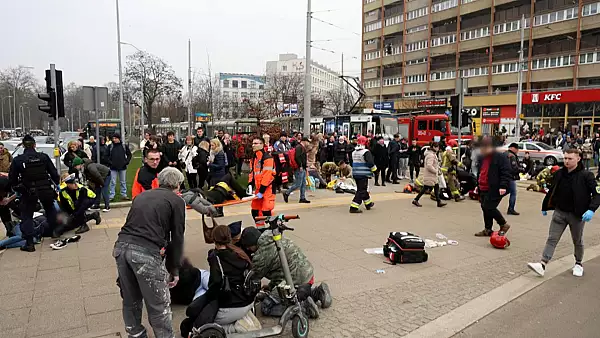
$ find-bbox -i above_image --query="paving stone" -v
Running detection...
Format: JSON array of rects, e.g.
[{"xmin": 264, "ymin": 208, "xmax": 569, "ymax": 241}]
[
  {"xmin": 27, "ymin": 299, "xmax": 85, "ymax": 337},
  {"xmin": 84, "ymin": 293, "xmax": 122, "ymax": 315}
]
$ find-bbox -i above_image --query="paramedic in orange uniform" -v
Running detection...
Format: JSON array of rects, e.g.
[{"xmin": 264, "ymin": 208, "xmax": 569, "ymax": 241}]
[
  {"xmin": 249, "ymin": 137, "xmax": 276, "ymax": 220},
  {"xmin": 131, "ymin": 149, "xmax": 161, "ymax": 199}
]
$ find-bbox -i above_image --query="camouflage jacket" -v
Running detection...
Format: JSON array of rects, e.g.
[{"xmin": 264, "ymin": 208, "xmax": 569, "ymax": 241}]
[
  {"xmin": 252, "ymin": 230, "xmax": 314, "ymax": 288},
  {"xmin": 536, "ymin": 168, "xmax": 553, "ymax": 185}
]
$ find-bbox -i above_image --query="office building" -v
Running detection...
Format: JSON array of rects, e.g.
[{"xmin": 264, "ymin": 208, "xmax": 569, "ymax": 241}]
[{"xmin": 218, "ymin": 73, "xmax": 266, "ymax": 119}]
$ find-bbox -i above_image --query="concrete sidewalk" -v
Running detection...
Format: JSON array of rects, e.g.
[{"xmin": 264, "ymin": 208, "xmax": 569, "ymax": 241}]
[{"xmin": 1, "ymin": 185, "xmax": 598, "ymax": 338}]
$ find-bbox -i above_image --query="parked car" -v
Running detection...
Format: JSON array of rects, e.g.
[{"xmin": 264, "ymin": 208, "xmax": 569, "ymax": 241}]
[
  {"xmin": 11, "ymin": 143, "xmax": 67, "ymax": 170},
  {"xmin": 499, "ymin": 141, "xmax": 564, "ymax": 165}
]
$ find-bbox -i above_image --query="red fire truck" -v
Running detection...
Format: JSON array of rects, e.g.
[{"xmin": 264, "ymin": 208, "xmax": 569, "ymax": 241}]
[{"xmin": 398, "ymin": 112, "xmax": 472, "ymax": 146}]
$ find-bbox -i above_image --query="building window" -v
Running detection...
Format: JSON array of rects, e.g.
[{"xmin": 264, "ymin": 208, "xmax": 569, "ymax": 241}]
[
  {"xmin": 431, "ymin": 0, "xmax": 457, "ymax": 13},
  {"xmin": 461, "ymin": 66, "xmax": 489, "ymax": 77},
  {"xmin": 385, "ymin": 45, "xmax": 402, "ymax": 56},
  {"xmin": 531, "ymin": 55, "xmax": 574, "ymax": 70},
  {"xmin": 232, "ymin": 92, "xmax": 239, "ymax": 99},
  {"xmin": 241, "ymin": 92, "xmax": 248, "ymax": 99},
  {"xmin": 282, "ymin": 65, "xmax": 288, "ymax": 71},
  {"xmin": 583, "ymin": 2, "xmax": 600, "ymax": 16},
  {"xmin": 405, "ymin": 74, "xmax": 427, "ymax": 84},
  {"xmin": 248, "ymin": 81, "xmax": 256, "ymax": 89},
  {"xmin": 461, "ymin": 26, "xmax": 490, "ymax": 41},
  {"xmin": 404, "ymin": 91, "xmax": 427, "ymax": 97},
  {"xmin": 364, "ymin": 80, "xmax": 380, "ymax": 89},
  {"xmin": 249, "ymin": 92, "xmax": 256, "ymax": 99},
  {"xmin": 405, "ymin": 40, "xmax": 428, "ymax": 52},
  {"xmin": 494, "ymin": 18, "xmax": 529, "ymax": 35},
  {"xmin": 364, "ymin": 51, "xmax": 381, "ymax": 60},
  {"xmin": 407, "ymin": 7, "xmax": 428, "ymax": 20},
  {"xmin": 364, "ymin": 21, "xmax": 382, "ymax": 32},
  {"xmin": 223, "ymin": 80, "xmax": 229, "ymax": 88},
  {"xmin": 365, "ymin": 0, "xmax": 376, "ymax": 3},
  {"xmin": 258, "ymin": 92, "xmax": 264, "ymax": 99},
  {"xmin": 232, "ymin": 80, "xmax": 239, "ymax": 88},
  {"xmin": 407, "ymin": 57, "xmax": 428, "ymax": 65},
  {"xmin": 461, "ymin": 0, "xmax": 477, "ymax": 3},
  {"xmin": 366, "ymin": 39, "xmax": 377, "ymax": 45},
  {"xmin": 383, "ymin": 77, "xmax": 402, "ymax": 86},
  {"xmin": 385, "ymin": 14, "xmax": 403, "ymax": 27},
  {"xmin": 241, "ymin": 81, "xmax": 247, "ymax": 89},
  {"xmin": 492, "ymin": 62, "xmax": 521, "ymax": 74},
  {"xmin": 430, "ymin": 70, "xmax": 456, "ymax": 81},
  {"xmin": 579, "ymin": 52, "xmax": 600, "ymax": 64},
  {"xmin": 407, "ymin": 25, "xmax": 428, "ymax": 34},
  {"xmin": 534, "ymin": 7, "xmax": 577, "ymax": 26},
  {"xmin": 431, "ymin": 34, "xmax": 456, "ymax": 47}
]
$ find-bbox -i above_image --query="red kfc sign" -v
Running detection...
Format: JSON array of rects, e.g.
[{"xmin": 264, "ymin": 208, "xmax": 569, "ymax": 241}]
[{"xmin": 523, "ymin": 89, "xmax": 600, "ymax": 104}]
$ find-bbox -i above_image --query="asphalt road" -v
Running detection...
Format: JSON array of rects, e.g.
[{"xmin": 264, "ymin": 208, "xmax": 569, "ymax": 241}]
[{"xmin": 454, "ymin": 256, "xmax": 600, "ymax": 338}]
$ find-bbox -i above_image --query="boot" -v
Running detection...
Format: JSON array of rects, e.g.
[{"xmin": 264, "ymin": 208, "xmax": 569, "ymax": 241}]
[
  {"xmin": 302, "ymin": 296, "xmax": 320, "ymax": 319},
  {"xmin": 499, "ymin": 224, "xmax": 511, "ymax": 233},
  {"xmin": 311, "ymin": 283, "xmax": 332, "ymax": 309},
  {"xmin": 4, "ymin": 221, "xmax": 15, "ymax": 238},
  {"xmin": 365, "ymin": 202, "xmax": 375, "ymax": 210},
  {"xmin": 474, "ymin": 229, "xmax": 493, "ymax": 237},
  {"xmin": 75, "ymin": 224, "xmax": 90, "ymax": 234},
  {"xmin": 92, "ymin": 211, "xmax": 102, "ymax": 225},
  {"xmin": 20, "ymin": 239, "xmax": 35, "ymax": 253},
  {"xmin": 374, "ymin": 181, "xmax": 380, "ymax": 186},
  {"xmin": 412, "ymin": 200, "xmax": 422, "ymax": 207},
  {"xmin": 437, "ymin": 201, "xmax": 447, "ymax": 208},
  {"xmin": 349, "ymin": 207, "xmax": 362, "ymax": 214},
  {"xmin": 454, "ymin": 195, "xmax": 465, "ymax": 202},
  {"xmin": 382, "ymin": 181, "xmax": 386, "ymax": 187}
]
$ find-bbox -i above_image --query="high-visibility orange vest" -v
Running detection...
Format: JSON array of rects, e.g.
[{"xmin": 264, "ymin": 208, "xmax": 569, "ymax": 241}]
[{"xmin": 132, "ymin": 167, "xmax": 159, "ymax": 199}]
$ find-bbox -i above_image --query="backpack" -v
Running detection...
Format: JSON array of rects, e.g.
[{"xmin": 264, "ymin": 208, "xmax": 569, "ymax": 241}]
[
  {"xmin": 383, "ymin": 232, "xmax": 428, "ymax": 264},
  {"xmin": 287, "ymin": 147, "xmax": 299, "ymax": 170}
]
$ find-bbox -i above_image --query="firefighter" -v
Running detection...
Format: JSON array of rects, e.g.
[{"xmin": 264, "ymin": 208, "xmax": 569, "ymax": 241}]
[
  {"xmin": 442, "ymin": 146, "xmax": 465, "ymax": 202},
  {"xmin": 349, "ymin": 136, "xmax": 376, "ymax": 214},
  {"xmin": 248, "ymin": 137, "xmax": 276, "ymax": 220},
  {"xmin": 527, "ymin": 165, "xmax": 560, "ymax": 192}
]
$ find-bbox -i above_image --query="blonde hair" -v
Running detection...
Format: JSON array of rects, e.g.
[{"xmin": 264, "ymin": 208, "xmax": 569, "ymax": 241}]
[
  {"xmin": 210, "ymin": 138, "xmax": 223, "ymax": 153},
  {"xmin": 199, "ymin": 140, "xmax": 210, "ymax": 151},
  {"xmin": 67, "ymin": 140, "xmax": 78, "ymax": 149},
  {"xmin": 60, "ymin": 172, "xmax": 70, "ymax": 182}
]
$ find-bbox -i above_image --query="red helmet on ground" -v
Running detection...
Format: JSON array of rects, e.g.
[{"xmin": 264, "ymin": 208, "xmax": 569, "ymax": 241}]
[
  {"xmin": 490, "ymin": 231, "xmax": 510, "ymax": 249},
  {"xmin": 357, "ymin": 135, "xmax": 368, "ymax": 146}
]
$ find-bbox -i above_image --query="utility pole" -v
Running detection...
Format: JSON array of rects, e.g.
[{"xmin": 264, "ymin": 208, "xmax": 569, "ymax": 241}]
[
  {"xmin": 116, "ymin": 0, "xmax": 126, "ymax": 140},
  {"xmin": 188, "ymin": 39, "xmax": 193, "ymax": 136},
  {"xmin": 303, "ymin": 0, "xmax": 312, "ymax": 135},
  {"xmin": 50, "ymin": 64, "xmax": 60, "ymax": 169},
  {"xmin": 140, "ymin": 82, "xmax": 145, "ymax": 137},
  {"xmin": 515, "ymin": 14, "xmax": 525, "ymax": 141},
  {"xmin": 70, "ymin": 107, "xmax": 74, "ymax": 131},
  {"xmin": 340, "ymin": 53, "xmax": 345, "ymax": 115}
]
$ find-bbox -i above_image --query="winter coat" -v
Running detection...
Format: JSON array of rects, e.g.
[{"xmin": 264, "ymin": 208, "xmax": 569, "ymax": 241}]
[
  {"xmin": 372, "ymin": 143, "xmax": 389, "ymax": 168},
  {"xmin": 178, "ymin": 145, "xmax": 198, "ymax": 174},
  {"xmin": 333, "ymin": 141, "xmax": 348, "ymax": 164},
  {"xmin": 422, "ymin": 149, "xmax": 440, "ymax": 186},
  {"xmin": 82, "ymin": 159, "xmax": 110, "ymax": 190},
  {"xmin": 209, "ymin": 150, "xmax": 228, "ymax": 180},
  {"xmin": 108, "ymin": 142, "xmax": 132, "ymax": 171},
  {"xmin": 0, "ymin": 148, "xmax": 12, "ymax": 173},
  {"xmin": 306, "ymin": 142, "xmax": 319, "ymax": 170},
  {"xmin": 206, "ymin": 248, "xmax": 254, "ymax": 308}
]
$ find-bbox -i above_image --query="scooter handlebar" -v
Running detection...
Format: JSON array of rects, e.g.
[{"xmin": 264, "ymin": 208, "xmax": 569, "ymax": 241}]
[
  {"xmin": 255, "ymin": 215, "xmax": 299, "ymax": 222},
  {"xmin": 255, "ymin": 216, "xmax": 268, "ymax": 221}
]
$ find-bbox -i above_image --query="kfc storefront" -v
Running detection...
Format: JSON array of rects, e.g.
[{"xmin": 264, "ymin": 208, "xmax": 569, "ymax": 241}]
[{"xmin": 522, "ymin": 88, "xmax": 600, "ymax": 136}]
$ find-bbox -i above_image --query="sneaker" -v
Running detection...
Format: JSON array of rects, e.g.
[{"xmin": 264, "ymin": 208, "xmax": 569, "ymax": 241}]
[
  {"xmin": 282, "ymin": 192, "xmax": 289, "ymax": 203},
  {"xmin": 454, "ymin": 196, "xmax": 465, "ymax": 202},
  {"xmin": 312, "ymin": 283, "xmax": 332, "ymax": 309},
  {"xmin": 374, "ymin": 182, "xmax": 380, "ymax": 186},
  {"xmin": 365, "ymin": 202, "xmax": 374, "ymax": 210},
  {"xmin": 507, "ymin": 210, "xmax": 520, "ymax": 216},
  {"xmin": 102, "ymin": 208, "xmax": 111, "ymax": 213},
  {"xmin": 299, "ymin": 199, "xmax": 311, "ymax": 204},
  {"xmin": 474, "ymin": 229, "xmax": 493, "ymax": 237},
  {"xmin": 50, "ymin": 239, "xmax": 68, "ymax": 250},
  {"xmin": 437, "ymin": 202, "xmax": 447, "ymax": 208},
  {"xmin": 75, "ymin": 224, "xmax": 90, "ymax": 234},
  {"xmin": 302, "ymin": 296, "xmax": 320, "ymax": 319},
  {"xmin": 121, "ymin": 196, "xmax": 131, "ymax": 201},
  {"xmin": 527, "ymin": 262, "xmax": 545, "ymax": 277},
  {"xmin": 20, "ymin": 243, "xmax": 36, "ymax": 252},
  {"xmin": 349, "ymin": 207, "xmax": 362, "ymax": 214},
  {"xmin": 412, "ymin": 200, "xmax": 422, "ymax": 207},
  {"xmin": 90, "ymin": 205, "xmax": 101, "ymax": 211},
  {"xmin": 573, "ymin": 264, "xmax": 584, "ymax": 277},
  {"xmin": 92, "ymin": 211, "xmax": 102, "ymax": 225},
  {"xmin": 382, "ymin": 182, "xmax": 386, "ymax": 187}
]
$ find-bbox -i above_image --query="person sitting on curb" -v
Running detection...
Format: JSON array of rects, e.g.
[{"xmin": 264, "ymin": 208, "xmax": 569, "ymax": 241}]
[
  {"xmin": 238, "ymin": 227, "xmax": 332, "ymax": 319},
  {"xmin": 55, "ymin": 173, "xmax": 101, "ymax": 236}
]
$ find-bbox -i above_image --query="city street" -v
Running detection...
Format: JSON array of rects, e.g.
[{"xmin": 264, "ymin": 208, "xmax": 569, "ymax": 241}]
[{"xmin": 1, "ymin": 184, "xmax": 599, "ymax": 338}]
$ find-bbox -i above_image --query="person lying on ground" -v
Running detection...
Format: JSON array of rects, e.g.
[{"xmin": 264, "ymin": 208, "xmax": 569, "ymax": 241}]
[
  {"xmin": 54, "ymin": 173, "xmax": 101, "ymax": 236},
  {"xmin": 238, "ymin": 226, "xmax": 332, "ymax": 319},
  {"xmin": 0, "ymin": 212, "xmax": 63, "ymax": 250},
  {"xmin": 182, "ymin": 173, "xmax": 251, "ymax": 212}
]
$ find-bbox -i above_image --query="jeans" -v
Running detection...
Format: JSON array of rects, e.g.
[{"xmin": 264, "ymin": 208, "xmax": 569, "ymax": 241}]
[
  {"xmin": 113, "ymin": 242, "xmax": 173, "ymax": 338},
  {"xmin": 542, "ymin": 209, "xmax": 585, "ymax": 264},
  {"xmin": 508, "ymin": 180, "xmax": 517, "ymax": 212},
  {"xmin": 479, "ymin": 191, "xmax": 507, "ymax": 230},
  {"xmin": 584, "ymin": 158, "xmax": 591, "ymax": 171},
  {"xmin": 95, "ymin": 175, "xmax": 111, "ymax": 209},
  {"xmin": 398, "ymin": 158, "xmax": 408, "ymax": 177},
  {"xmin": 0, "ymin": 225, "xmax": 25, "ymax": 249},
  {"xmin": 110, "ymin": 169, "xmax": 128, "ymax": 199},
  {"xmin": 286, "ymin": 169, "xmax": 306, "ymax": 200}
]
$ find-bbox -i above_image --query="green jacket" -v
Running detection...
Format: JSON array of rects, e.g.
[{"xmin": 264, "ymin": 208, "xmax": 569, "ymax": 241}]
[{"xmin": 252, "ymin": 230, "xmax": 314, "ymax": 288}]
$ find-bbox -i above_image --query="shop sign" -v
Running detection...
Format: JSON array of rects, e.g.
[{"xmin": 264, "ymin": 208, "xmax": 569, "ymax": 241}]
[
  {"xmin": 417, "ymin": 98, "xmax": 447, "ymax": 108},
  {"xmin": 374, "ymin": 101, "xmax": 394, "ymax": 110},
  {"xmin": 523, "ymin": 88, "xmax": 600, "ymax": 104},
  {"xmin": 481, "ymin": 107, "xmax": 500, "ymax": 124}
]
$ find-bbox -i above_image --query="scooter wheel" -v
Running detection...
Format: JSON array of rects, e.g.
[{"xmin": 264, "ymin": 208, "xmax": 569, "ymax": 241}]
[
  {"xmin": 199, "ymin": 328, "xmax": 226, "ymax": 338},
  {"xmin": 292, "ymin": 314, "xmax": 309, "ymax": 338}
]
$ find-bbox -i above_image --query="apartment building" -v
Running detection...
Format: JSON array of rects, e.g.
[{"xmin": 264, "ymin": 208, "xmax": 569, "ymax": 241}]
[
  {"xmin": 266, "ymin": 53, "xmax": 341, "ymax": 96},
  {"xmin": 218, "ymin": 73, "xmax": 265, "ymax": 119},
  {"xmin": 362, "ymin": 0, "xmax": 600, "ymax": 135}
]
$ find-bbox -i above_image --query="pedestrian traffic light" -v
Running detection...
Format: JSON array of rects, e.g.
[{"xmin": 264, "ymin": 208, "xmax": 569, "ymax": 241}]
[
  {"xmin": 450, "ymin": 95, "xmax": 459, "ymax": 127},
  {"xmin": 38, "ymin": 70, "xmax": 56, "ymax": 119}
]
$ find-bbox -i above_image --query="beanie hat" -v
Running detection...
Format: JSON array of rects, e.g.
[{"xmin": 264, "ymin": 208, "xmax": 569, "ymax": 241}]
[
  {"xmin": 72, "ymin": 157, "xmax": 84, "ymax": 167},
  {"xmin": 240, "ymin": 227, "xmax": 261, "ymax": 248}
]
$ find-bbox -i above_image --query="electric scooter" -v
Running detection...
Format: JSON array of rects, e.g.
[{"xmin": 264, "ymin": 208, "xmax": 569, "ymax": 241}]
[{"xmin": 191, "ymin": 214, "xmax": 310, "ymax": 338}]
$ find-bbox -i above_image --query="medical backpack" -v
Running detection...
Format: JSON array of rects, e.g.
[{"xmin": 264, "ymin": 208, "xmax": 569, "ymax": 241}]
[{"xmin": 383, "ymin": 232, "xmax": 428, "ymax": 264}]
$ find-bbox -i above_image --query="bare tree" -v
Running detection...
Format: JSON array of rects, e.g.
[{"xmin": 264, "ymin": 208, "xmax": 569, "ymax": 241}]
[
  {"xmin": 123, "ymin": 51, "xmax": 182, "ymax": 130},
  {"xmin": 323, "ymin": 88, "xmax": 357, "ymax": 115},
  {"xmin": 0, "ymin": 66, "xmax": 37, "ymax": 128},
  {"xmin": 264, "ymin": 72, "xmax": 304, "ymax": 117}
]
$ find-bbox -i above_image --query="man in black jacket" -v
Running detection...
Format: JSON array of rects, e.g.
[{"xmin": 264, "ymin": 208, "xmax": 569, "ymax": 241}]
[
  {"xmin": 283, "ymin": 137, "xmax": 311, "ymax": 204},
  {"xmin": 407, "ymin": 140, "xmax": 422, "ymax": 183},
  {"xmin": 161, "ymin": 131, "xmax": 181, "ymax": 168},
  {"xmin": 108, "ymin": 133, "xmax": 132, "ymax": 200},
  {"xmin": 372, "ymin": 137, "xmax": 388, "ymax": 186},
  {"xmin": 528, "ymin": 148, "xmax": 600, "ymax": 278},
  {"xmin": 474, "ymin": 138, "xmax": 513, "ymax": 237},
  {"xmin": 506, "ymin": 143, "xmax": 521, "ymax": 215},
  {"xmin": 333, "ymin": 136, "xmax": 348, "ymax": 164},
  {"xmin": 114, "ymin": 167, "xmax": 186, "ymax": 338},
  {"xmin": 386, "ymin": 134, "xmax": 400, "ymax": 184}
]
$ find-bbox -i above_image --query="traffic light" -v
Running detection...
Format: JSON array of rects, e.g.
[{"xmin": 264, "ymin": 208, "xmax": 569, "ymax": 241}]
[
  {"xmin": 55, "ymin": 70, "xmax": 65, "ymax": 118},
  {"xmin": 38, "ymin": 69, "xmax": 64, "ymax": 119},
  {"xmin": 461, "ymin": 108, "xmax": 470, "ymax": 128},
  {"xmin": 450, "ymin": 95, "xmax": 459, "ymax": 127}
]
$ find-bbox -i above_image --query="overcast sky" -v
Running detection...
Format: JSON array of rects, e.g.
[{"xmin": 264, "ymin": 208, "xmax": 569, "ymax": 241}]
[{"xmin": 0, "ymin": 0, "xmax": 362, "ymax": 87}]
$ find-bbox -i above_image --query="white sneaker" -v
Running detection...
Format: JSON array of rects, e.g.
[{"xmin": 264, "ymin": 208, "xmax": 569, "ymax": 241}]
[
  {"xmin": 527, "ymin": 262, "xmax": 545, "ymax": 277},
  {"xmin": 573, "ymin": 264, "xmax": 584, "ymax": 277},
  {"xmin": 102, "ymin": 208, "xmax": 111, "ymax": 213}
]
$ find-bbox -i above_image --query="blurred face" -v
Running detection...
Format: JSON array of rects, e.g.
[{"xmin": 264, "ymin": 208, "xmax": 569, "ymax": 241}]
[
  {"xmin": 378, "ymin": 138, "xmax": 384, "ymax": 145},
  {"xmin": 66, "ymin": 183, "xmax": 78, "ymax": 190},
  {"xmin": 340, "ymin": 162, "xmax": 346, "ymax": 168},
  {"xmin": 144, "ymin": 133, "xmax": 150, "ymax": 140},
  {"xmin": 480, "ymin": 144, "xmax": 493, "ymax": 156},
  {"xmin": 168, "ymin": 134, "xmax": 175, "ymax": 142},
  {"xmin": 252, "ymin": 139, "xmax": 263, "ymax": 152},
  {"xmin": 197, "ymin": 129, "xmax": 204, "ymax": 137},
  {"xmin": 218, "ymin": 130, "xmax": 224, "ymax": 138},
  {"xmin": 74, "ymin": 164, "xmax": 82, "ymax": 171},
  {"xmin": 112, "ymin": 137, "xmax": 120, "ymax": 144},
  {"xmin": 509, "ymin": 146, "xmax": 518, "ymax": 154},
  {"xmin": 69, "ymin": 143, "xmax": 77, "ymax": 151},
  {"xmin": 0, "ymin": 145, "xmax": 5, "ymax": 153},
  {"xmin": 281, "ymin": 135, "xmax": 287, "ymax": 142},
  {"xmin": 329, "ymin": 136, "xmax": 334, "ymax": 142},
  {"xmin": 525, "ymin": 153, "xmax": 530, "ymax": 158},
  {"xmin": 146, "ymin": 152, "xmax": 161, "ymax": 169},
  {"xmin": 186, "ymin": 138, "xmax": 192, "ymax": 145},
  {"xmin": 564, "ymin": 152, "xmax": 580, "ymax": 170},
  {"xmin": 432, "ymin": 145, "xmax": 439, "ymax": 152},
  {"xmin": 412, "ymin": 140, "xmax": 417, "ymax": 146},
  {"xmin": 210, "ymin": 142, "xmax": 217, "ymax": 150}
]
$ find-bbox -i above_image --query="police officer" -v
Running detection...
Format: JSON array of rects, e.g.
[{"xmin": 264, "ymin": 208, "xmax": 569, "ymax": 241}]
[{"xmin": 8, "ymin": 135, "xmax": 60, "ymax": 252}]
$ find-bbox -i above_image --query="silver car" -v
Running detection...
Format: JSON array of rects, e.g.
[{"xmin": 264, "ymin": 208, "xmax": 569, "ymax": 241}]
[{"xmin": 500, "ymin": 141, "xmax": 564, "ymax": 166}]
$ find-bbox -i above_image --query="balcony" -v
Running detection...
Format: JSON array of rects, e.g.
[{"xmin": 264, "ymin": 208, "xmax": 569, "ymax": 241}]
[
  {"xmin": 364, "ymin": 1, "xmax": 381, "ymax": 13},
  {"xmin": 363, "ymin": 70, "xmax": 380, "ymax": 80},
  {"xmin": 494, "ymin": 0, "xmax": 517, "ymax": 5},
  {"xmin": 384, "ymin": 0, "xmax": 403, "ymax": 6},
  {"xmin": 491, "ymin": 72, "xmax": 518, "ymax": 86},
  {"xmin": 460, "ymin": 36, "xmax": 490, "ymax": 52},
  {"xmin": 384, "ymin": 23, "xmax": 403, "ymax": 35},
  {"xmin": 363, "ymin": 30, "xmax": 381, "ymax": 41},
  {"xmin": 406, "ymin": 15, "xmax": 429, "ymax": 30},
  {"xmin": 431, "ymin": 43, "xmax": 455, "ymax": 55},
  {"xmin": 382, "ymin": 85, "xmax": 403, "ymax": 96},
  {"xmin": 429, "ymin": 79, "xmax": 456, "ymax": 91},
  {"xmin": 432, "ymin": 7, "xmax": 458, "ymax": 23},
  {"xmin": 532, "ymin": 20, "xmax": 577, "ymax": 40},
  {"xmin": 578, "ymin": 63, "xmax": 600, "ymax": 79},
  {"xmin": 465, "ymin": 74, "xmax": 488, "ymax": 88},
  {"xmin": 363, "ymin": 58, "xmax": 382, "ymax": 69},
  {"xmin": 405, "ymin": 63, "xmax": 428, "ymax": 76},
  {"xmin": 405, "ymin": 49, "xmax": 429, "ymax": 60},
  {"xmin": 581, "ymin": 14, "xmax": 600, "ymax": 31},
  {"xmin": 406, "ymin": 0, "xmax": 429, "ymax": 12},
  {"xmin": 493, "ymin": 29, "xmax": 521, "ymax": 46},
  {"xmin": 383, "ymin": 53, "xmax": 403, "ymax": 66},
  {"xmin": 364, "ymin": 42, "xmax": 380, "ymax": 52},
  {"xmin": 403, "ymin": 83, "xmax": 428, "ymax": 92},
  {"xmin": 530, "ymin": 66, "xmax": 573, "ymax": 82},
  {"xmin": 406, "ymin": 29, "xmax": 429, "ymax": 43},
  {"xmin": 460, "ymin": 0, "xmax": 492, "ymax": 16}
]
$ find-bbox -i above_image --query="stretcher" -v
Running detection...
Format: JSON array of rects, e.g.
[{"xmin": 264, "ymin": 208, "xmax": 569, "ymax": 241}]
[{"xmin": 199, "ymin": 196, "xmax": 256, "ymax": 244}]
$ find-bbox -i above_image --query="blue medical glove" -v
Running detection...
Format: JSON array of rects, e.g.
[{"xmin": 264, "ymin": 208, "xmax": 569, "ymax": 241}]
[
  {"xmin": 541, "ymin": 211, "xmax": 547, "ymax": 216},
  {"xmin": 256, "ymin": 192, "xmax": 263, "ymax": 199},
  {"xmin": 582, "ymin": 210, "xmax": 595, "ymax": 222}
]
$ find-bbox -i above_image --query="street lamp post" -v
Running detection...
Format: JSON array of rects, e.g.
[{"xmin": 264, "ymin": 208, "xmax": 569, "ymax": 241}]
[
  {"xmin": 0, "ymin": 95, "xmax": 12, "ymax": 129},
  {"xmin": 121, "ymin": 41, "xmax": 145, "ymax": 137},
  {"xmin": 116, "ymin": 0, "xmax": 126, "ymax": 140}
]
